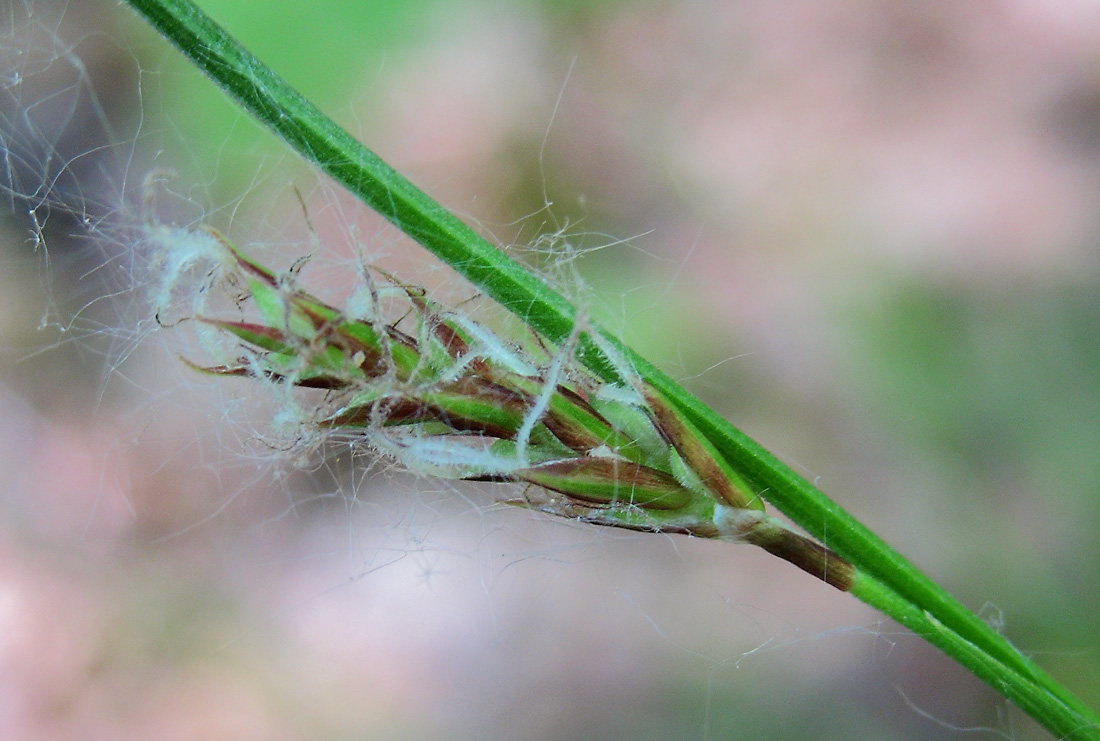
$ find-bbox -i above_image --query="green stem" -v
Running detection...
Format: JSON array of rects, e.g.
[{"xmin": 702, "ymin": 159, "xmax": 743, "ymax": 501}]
[
  {"xmin": 852, "ymin": 573, "xmax": 1097, "ymax": 740},
  {"xmin": 122, "ymin": 1, "xmax": 1100, "ymax": 736}
]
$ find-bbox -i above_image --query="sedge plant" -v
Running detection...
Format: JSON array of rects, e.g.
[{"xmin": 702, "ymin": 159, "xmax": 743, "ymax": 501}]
[
  {"xmin": 122, "ymin": 0, "xmax": 1100, "ymax": 738},
  {"xmin": 164, "ymin": 225, "xmax": 855, "ymax": 590}
]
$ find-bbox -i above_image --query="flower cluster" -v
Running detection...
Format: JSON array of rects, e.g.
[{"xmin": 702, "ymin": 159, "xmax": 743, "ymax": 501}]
[{"xmin": 171, "ymin": 227, "xmax": 853, "ymax": 590}]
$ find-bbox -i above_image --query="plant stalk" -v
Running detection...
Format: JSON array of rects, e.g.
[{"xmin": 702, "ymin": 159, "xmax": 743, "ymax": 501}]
[{"xmin": 121, "ymin": 1, "xmax": 1100, "ymax": 736}]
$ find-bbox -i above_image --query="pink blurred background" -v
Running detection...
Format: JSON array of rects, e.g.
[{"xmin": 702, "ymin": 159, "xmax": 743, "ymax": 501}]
[{"xmin": 3, "ymin": 1, "xmax": 1100, "ymax": 738}]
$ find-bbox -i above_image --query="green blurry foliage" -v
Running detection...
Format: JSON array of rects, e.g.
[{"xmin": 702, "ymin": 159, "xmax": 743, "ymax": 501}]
[
  {"xmin": 141, "ymin": 0, "xmax": 441, "ymax": 195},
  {"xmin": 852, "ymin": 278, "xmax": 1100, "ymax": 711}
]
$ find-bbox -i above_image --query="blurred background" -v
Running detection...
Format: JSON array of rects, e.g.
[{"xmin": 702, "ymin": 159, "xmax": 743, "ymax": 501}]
[{"xmin": 3, "ymin": 1, "xmax": 1100, "ymax": 738}]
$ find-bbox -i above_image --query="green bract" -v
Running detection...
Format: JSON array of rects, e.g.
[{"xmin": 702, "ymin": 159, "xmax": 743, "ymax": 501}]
[{"xmin": 125, "ymin": 0, "xmax": 1100, "ymax": 736}]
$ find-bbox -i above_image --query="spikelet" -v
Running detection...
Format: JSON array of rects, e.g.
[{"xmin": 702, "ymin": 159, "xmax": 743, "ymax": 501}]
[{"xmin": 173, "ymin": 227, "xmax": 853, "ymax": 590}]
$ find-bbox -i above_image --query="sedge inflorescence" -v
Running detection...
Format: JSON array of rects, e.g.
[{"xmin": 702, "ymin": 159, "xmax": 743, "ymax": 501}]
[{"xmin": 160, "ymin": 225, "xmax": 853, "ymax": 590}]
